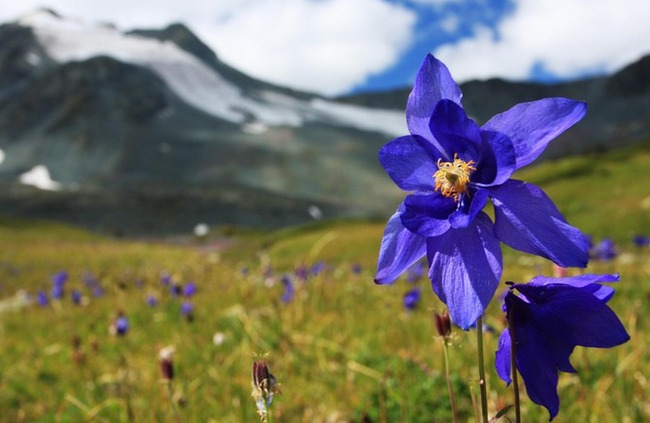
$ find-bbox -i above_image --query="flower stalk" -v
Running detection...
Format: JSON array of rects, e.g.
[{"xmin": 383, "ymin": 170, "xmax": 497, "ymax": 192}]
[
  {"xmin": 252, "ymin": 360, "xmax": 280, "ymax": 423},
  {"xmin": 476, "ymin": 315, "xmax": 489, "ymax": 423},
  {"xmin": 507, "ymin": 313, "xmax": 521, "ymax": 423},
  {"xmin": 435, "ymin": 311, "xmax": 458, "ymax": 423}
]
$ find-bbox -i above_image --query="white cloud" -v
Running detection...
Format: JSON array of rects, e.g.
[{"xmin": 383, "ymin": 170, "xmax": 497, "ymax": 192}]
[
  {"xmin": 197, "ymin": 0, "xmax": 416, "ymax": 95},
  {"xmin": 1, "ymin": 0, "xmax": 416, "ymax": 95},
  {"xmin": 433, "ymin": 0, "xmax": 650, "ymax": 82}
]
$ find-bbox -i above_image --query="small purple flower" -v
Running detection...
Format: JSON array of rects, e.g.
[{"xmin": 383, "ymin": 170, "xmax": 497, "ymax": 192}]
[
  {"xmin": 495, "ymin": 274, "xmax": 629, "ymax": 420},
  {"xmin": 181, "ymin": 302, "xmax": 194, "ymax": 321},
  {"xmin": 311, "ymin": 261, "xmax": 326, "ymax": 276},
  {"xmin": 403, "ymin": 287, "xmax": 421, "ymax": 310},
  {"xmin": 280, "ymin": 274, "xmax": 294, "ymax": 304},
  {"xmin": 183, "ymin": 282, "xmax": 197, "ymax": 297},
  {"xmin": 71, "ymin": 289, "xmax": 82, "ymax": 305},
  {"xmin": 294, "ymin": 265, "xmax": 309, "ymax": 282},
  {"xmin": 146, "ymin": 295, "xmax": 158, "ymax": 307},
  {"xmin": 590, "ymin": 238, "xmax": 617, "ymax": 261},
  {"xmin": 160, "ymin": 272, "xmax": 172, "ymax": 286},
  {"xmin": 375, "ymin": 54, "xmax": 589, "ymax": 329},
  {"xmin": 633, "ymin": 234, "xmax": 649, "ymax": 248},
  {"xmin": 170, "ymin": 284, "xmax": 182, "ymax": 297},
  {"xmin": 92, "ymin": 286, "xmax": 104, "ymax": 298},
  {"xmin": 113, "ymin": 316, "xmax": 129, "ymax": 336},
  {"xmin": 351, "ymin": 263, "xmax": 363, "ymax": 275},
  {"xmin": 51, "ymin": 271, "xmax": 68, "ymax": 299},
  {"xmin": 51, "ymin": 284, "xmax": 65, "ymax": 300},
  {"xmin": 52, "ymin": 271, "xmax": 68, "ymax": 286},
  {"xmin": 37, "ymin": 290, "xmax": 48, "ymax": 307}
]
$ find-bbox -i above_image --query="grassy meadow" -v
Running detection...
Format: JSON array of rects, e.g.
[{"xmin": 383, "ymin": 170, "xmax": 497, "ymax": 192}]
[{"xmin": 1, "ymin": 144, "xmax": 650, "ymax": 422}]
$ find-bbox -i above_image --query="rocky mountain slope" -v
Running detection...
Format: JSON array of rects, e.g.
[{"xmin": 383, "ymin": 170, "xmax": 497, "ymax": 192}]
[{"xmin": 0, "ymin": 9, "xmax": 648, "ymax": 235}]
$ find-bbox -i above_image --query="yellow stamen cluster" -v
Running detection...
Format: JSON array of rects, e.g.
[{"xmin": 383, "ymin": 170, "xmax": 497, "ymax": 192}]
[{"xmin": 433, "ymin": 154, "xmax": 476, "ymax": 202}]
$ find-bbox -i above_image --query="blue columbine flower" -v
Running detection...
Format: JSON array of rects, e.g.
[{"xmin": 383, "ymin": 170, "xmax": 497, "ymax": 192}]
[
  {"xmin": 494, "ymin": 274, "xmax": 629, "ymax": 420},
  {"xmin": 375, "ymin": 54, "xmax": 589, "ymax": 329}
]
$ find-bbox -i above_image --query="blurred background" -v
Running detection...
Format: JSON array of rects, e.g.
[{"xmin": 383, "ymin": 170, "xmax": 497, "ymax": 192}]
[{"xmin": 0, "ymin": 0, "xmax": 649, "ymax": 236}]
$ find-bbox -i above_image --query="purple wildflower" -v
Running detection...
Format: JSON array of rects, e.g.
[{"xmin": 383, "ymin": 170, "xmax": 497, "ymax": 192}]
[
  {"xmin": 403, "ymin": 287, "xmax": 421, "ymax": 310},
  {"xmin": 160, "ymin": 272, "xmax": 172, "ymax": 286},
  {"xmin": 37, "ymin": 290, "xmax": 48, "ymax": 307},
  {"xmin": 375, "ymin": 55, "xmax": 588, "ymax": 329},
  {"xmin": 294, "ymin": 265, "xmax": 309, "ymax": 282},
  {"xmin": 181, "ymin": 302, "xmax": 194, "ymax": 321},
  {"xmin": 280, "ymin": 274, "xmax": 294, "ymax": 304},
  {"xmin": 52, "ymin": 271, "xmax": 68, "ymax": 285},
  {"xmin": 590, "ymin": 238, "xmax": 617, "ymax": 261},
  {"xmin": 311, "ymin": 261, "xmax": 326, "ymax": 276},
  {"xmin": 112, "ymin": 315, "xmax": 129, "ymax": 336},
  {"xmin": 51, "ymin": 271, "xmax": 68, "ymax": 299},
  {"xmin": 146, "ymin": 295, "xmax": 158, "ymax": 307},
  {"xmin": 495, "ymin": 274, "xmax": 629, "ymax": 420},
  {"xmin": 183, "ymin": 282, "xmax": 197, "ymax": 297},
  {"xmin": 71, "ymin": 289, "xmax": 82, "ymax": 305},
  {"xmin": 351, "ymin": 263, "xmax": 363, "ymax": 275},
  {"xmin": 633, "ymin": 234, "xmax": 649, "ymax": 248}
]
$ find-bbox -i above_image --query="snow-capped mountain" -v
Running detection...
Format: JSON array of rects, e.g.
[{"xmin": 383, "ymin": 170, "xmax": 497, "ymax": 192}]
[
  {"xmin": 0, "ymin": 9, "xmax": 407, "ymax": 234},
  {"xmin": 1, "ymin": 9, "xmax": 649, "ymax": 235}
]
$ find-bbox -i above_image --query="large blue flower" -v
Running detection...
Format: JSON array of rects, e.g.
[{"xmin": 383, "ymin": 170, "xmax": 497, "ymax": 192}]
[
  {"xmin": 374, "ymin": 54, "xmax": 589, "ymax": 329},
  {"xmin": 495, "ymin": 274, "xmax": 630, "ymax": 420}
]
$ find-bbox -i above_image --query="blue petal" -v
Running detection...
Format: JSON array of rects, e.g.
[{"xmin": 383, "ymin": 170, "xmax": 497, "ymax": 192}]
[
  {"xmin": 375, "ymin": 207, "xmax": 427, "ymax": 285},
  {"xmin": 406, "ymin": 55, "xmax": 462, "ymax": 151},
  {"xmin": 490, "ymin": 180, "xmax": 589, "ymax": 267},
  {"xmin": 426, "ymin": 212, "xmax": 502, "ymax": 330},
  {"xmin": 482, "ymin": 98, "xmax": 587, "ymax": 170},
  {"xmin": 471, "ymin": 130, "xmax": 516, "ymax": 187},
  {"xmin": 378, "ymin": 135, "xmax": 441, "ymax": 192},
  {"xmin": 514, "ymin": 283, "xmax": 630, "ymax": 350},
  {"xmin": 449, "ymin": 188, "xmax": 489, "ymax": 229},
  {"xmin": 528, "ymin": 273, "xmax": 619, "ymax": 302},
  {"xmin": 401, "ymin": 193, "xmax": 454, "ymax": 237},
  {"xmin": 429, "ymin": 99, "xmax": 481, "ymax": 161},
  {"xmin": 495, "ymin": 329, "xmax": 512, "ymax": 384},
  {"xmin": 506, "ymin": 292, "xmax": 561, "ymax": 420}
]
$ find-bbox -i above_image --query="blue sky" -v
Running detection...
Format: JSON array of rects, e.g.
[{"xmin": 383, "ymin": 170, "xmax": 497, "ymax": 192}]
[{"xmin": 3, "ymin": 0, "xmax": 650, "ymax": 96}]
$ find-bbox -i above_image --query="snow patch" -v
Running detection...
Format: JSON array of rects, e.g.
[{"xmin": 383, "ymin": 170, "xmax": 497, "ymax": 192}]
[
  {"xmin": 19, "ymin": 165, "xmax": 62, "ymax": 191},
  {"xmin": 19, "ymin": 10, "xmax": 407, "ymax": 137},
  {"xmin": 309, "ymin": 99, "xmax": 406, "ymax": 137}
]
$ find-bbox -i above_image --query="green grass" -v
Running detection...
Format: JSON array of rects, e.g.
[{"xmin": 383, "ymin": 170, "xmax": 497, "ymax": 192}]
[{"xmin": 1, "ymin": 144, "xmax": 650, "ymax": 422}]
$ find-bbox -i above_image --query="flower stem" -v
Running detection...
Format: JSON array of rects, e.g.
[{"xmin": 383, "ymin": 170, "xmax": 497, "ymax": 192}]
[
  {"xmin": 476, "ymin": 315, "xmax": 489, "ymax": 423},
  {"xmin": 508, "ymin": 316, "xmax": 521, "ymax": 423},
  {"xmin": 442, "ymin": 339, "xmax": 459, "ymax": 423}
]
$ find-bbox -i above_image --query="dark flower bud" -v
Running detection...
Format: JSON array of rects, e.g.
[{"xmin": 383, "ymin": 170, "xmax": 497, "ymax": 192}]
[
  {"xmin": 251, "ymin": 360, "xmax": 280, "ymax": 419},
  {"xmin": 434, "ymin": 311, "xmax": 452, "ymax": 340},
  {"xmin": 159, "ymin": 346, "xmax": 175, "ymax": 381}
]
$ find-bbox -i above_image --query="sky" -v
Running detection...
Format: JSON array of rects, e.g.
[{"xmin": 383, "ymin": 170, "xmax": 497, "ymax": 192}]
[{"xmin": 2, "ymin": 0, "xmax": 650, "ymax": 96}]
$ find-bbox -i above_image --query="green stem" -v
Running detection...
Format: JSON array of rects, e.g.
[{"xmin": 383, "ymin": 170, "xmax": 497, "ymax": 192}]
[
  {"xmin": 509, "ymin": 318, "xmax": 521, "ymax": 423},
  {"xmin": 166, "ymin": 382, "xmax": 181, "ymax": 423},
  {"xmin": 476, "ymin": 315, "xmax": 489, "ymax": 423},
  {"xmin": 443, "ymin": 340, "xmax": 459, "ymax": 423}
]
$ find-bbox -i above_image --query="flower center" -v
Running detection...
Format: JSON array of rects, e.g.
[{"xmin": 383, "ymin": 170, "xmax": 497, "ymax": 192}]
[{"xmin": 433, "ymin": 154, "xmax": 476, "ymax": 202}]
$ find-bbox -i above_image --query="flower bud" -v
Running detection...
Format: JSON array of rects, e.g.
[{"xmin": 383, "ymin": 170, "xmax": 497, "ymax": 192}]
[{"xmin": 434, "ymin": 311, "xmax": 452, "ymax": 340}]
